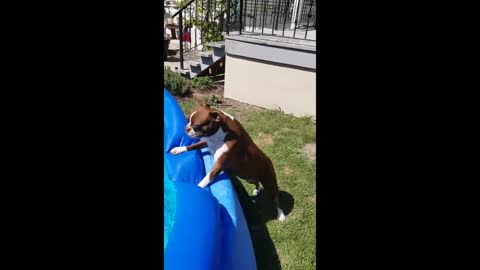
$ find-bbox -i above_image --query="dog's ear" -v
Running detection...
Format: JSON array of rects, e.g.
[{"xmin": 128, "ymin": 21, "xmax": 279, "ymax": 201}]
[
  {"xmin": 209, "ymin": 111, "xmax": 221, "ymax": 122},
  {"xmin": 201, "ymin": 103, "xmax": 211, "ymax": 108}
]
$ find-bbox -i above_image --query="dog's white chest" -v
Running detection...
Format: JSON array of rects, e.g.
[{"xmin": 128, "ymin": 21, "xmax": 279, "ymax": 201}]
[{"xmin": 202, "ymin": 127, "xmax": 228, "ymax": 161}]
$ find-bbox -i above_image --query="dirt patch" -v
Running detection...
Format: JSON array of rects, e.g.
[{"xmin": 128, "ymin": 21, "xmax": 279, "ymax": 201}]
[
  {"xmin": 220, "ymin": 97, "xmax": 266, "ymax": 122},
  {"xmin": 299, "ymin": 143, "xmax": 316, "ymax": 161},
  {"xmin": 255, "ymin": 132, "xmax": 274, "ymax": 147},
  {"xmin": 282, "ymin": 166, "xmax": 294, "ymax": 176},
  {"xmin": 308, "ymin": 194, "xmax": 316, "ymax": 205},
  {"xmin": 176, "ymin": 85, "xmax": 266, "ymax": 122}
]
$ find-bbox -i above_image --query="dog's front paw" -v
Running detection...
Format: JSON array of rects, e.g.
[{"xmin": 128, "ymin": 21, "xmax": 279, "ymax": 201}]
[
  {"xmin": 277, "ymin": 208, "xmax": 286, "ymax": 222},
  {"xmin": 197, "ymin": 175, "xmax": 210, "ymax": 188},
  {"xmin": 170, "ymin": 146, "xmax": 187, "ymax": 155}
]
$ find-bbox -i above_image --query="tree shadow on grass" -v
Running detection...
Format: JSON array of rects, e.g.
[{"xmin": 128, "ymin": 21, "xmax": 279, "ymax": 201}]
[{"xmin": 230, "ymin": 176, "xmax": 295, "ymax": 270}]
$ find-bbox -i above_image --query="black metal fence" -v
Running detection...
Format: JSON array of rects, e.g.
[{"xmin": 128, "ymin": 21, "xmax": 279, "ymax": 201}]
[
  {"xmin": 241, "ymin": 0, "xmax": 316, "ymax": 40},
  {"xmin": 169, "ymin": 0, "xmax": 316, "ymax": 69},
  {"xmin": 225, "ymin": 0, "xmax": 316, "ymax": 39}
]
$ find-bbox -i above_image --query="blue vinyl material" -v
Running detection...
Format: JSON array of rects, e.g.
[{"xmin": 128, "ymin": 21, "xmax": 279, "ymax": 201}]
[
  {"xmin": 164, "ymin": 182, "xmax": 222, "ymax": 270},
  {"xmin": 164, "ymin": 90, "xmax": 206, "ymax": 187},
  {"xmin": 163, "ymin": 89, "xmax": 256, "ymax": 270},
  {"xmin": 163, "ymin": 166, "xmax": 176, "ymax": 249}
]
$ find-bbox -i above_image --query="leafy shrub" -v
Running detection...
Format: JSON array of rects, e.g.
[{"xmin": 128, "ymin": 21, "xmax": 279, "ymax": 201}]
[
  {"xmin": 174, "ymin": 0, "xmax": 191, "ymax": 9},
  {"xmin": 164, "ymin": 68, "xmax": 191, "ymax": 97},
  {"xmin": 192, "ymin": 76, "xmax": 213, "ymax": 91},
  {"xmin": 202, "ymin": 94, "xmax": 221, "ymax": 107},
  {"xmin": 186, "ymin": 1, "xmax": 226, "ymax": 48}
]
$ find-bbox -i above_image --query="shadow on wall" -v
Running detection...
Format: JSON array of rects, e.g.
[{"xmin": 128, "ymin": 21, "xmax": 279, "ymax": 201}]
[{"xmin": 230, "ymin": 176, "xmax": 295, "ymax": 270}]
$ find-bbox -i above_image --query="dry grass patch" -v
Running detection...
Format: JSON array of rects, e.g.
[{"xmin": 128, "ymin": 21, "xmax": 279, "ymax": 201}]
[
  {"xmin": 299, "ymin": 143, "xmax": 316, "ymax": 161},
  {"xmin": 255, "ymin": 132, "xmax": 274, "ymax": 147},
  {"xmin": 282, "ymin": 166, "xmax": 294, "ymax": 176},
  {"xmin": 308, "ymin": 194, "xmax": 316, "ymax": 205}
]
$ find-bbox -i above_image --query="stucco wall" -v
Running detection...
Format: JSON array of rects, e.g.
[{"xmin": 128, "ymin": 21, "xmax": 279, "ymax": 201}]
[
  {"xmin": 224, "ymin": 54, "xmax": 316, "ymax": 118},
  {"xmin": 224, "ymin": 33, "xmax": 316, "ymax": 118}
]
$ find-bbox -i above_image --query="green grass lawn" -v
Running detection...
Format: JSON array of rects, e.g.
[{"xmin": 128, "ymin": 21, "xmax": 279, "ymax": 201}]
[{"xmin": 179, "ymin": 100, "xmax": 316, "ymax": 270}]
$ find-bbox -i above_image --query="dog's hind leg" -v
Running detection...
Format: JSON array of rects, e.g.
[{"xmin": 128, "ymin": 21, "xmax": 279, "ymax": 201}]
[
  {"xmin": 253, "ymin": 182, "xmax": 260, "ymax": 196},
  {"xmin": 261, "ymin": 159, "xmax": 285, "ymax": 222},
  {"xmin": 246, "ymin": 178, "xmax": 260, "ymax": 196},
  {"xmin": 261, "ymin": 181, "xmax": 285, "ymax": 221},
  {"xmin": 272, "ymin": 188, "xmax": 285, "ymax": 222}
]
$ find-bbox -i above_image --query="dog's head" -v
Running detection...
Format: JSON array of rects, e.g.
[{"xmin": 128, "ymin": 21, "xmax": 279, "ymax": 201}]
[{"xmin": 185, "ymin": 104, "xmax": 222, "ymax": 138}]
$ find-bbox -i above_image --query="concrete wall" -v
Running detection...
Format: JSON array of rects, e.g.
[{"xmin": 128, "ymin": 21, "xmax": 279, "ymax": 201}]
[
  {"xmin": 224, "ymin": 33, "xmax": 316, "ymax": 118},
  {"xmin": 224, "ymin": 55, "xmax": 316, "ymax": 118}
]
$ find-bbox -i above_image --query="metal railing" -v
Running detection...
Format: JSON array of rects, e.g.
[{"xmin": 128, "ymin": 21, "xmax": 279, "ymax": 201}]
[
  {"xmin": 171, "ymin": 0, "xmax": 233, "ymax": 69},
  {"xmin": 169, "ymin": 0, "xmax": 315, "ymax": 69},
  {"xmin": 235, "ymin": 0, "xmax": 316, "ymax": 39}
]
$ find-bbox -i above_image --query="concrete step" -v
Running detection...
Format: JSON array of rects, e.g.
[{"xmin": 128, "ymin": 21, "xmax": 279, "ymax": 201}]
[
  {"xmin": 189, "ymin": 61, "xmax": 202, "ymax": 74},
  {"xmin": 200, "ymin": 51, "xmax": 214, "ymax": 67},
  {"xmin": 189, "ymin": 61, "xmax": 201, "ymax": 67},
  {"xmin": 212, "ymin": 52, "xmax": 224, "ymax": 62},
  {"xmin": 170, "ymin": 41, "xmax": 226, "ymax": 79},
  {"xmin": 190, "ymin": 61, "xmax": 202, "ymax": 70},
  {"xmin": 211, "ymin": 42, "xmax": 225, "ymax": 48},
  {"xmin": 201, "ymin": 63, "xmax": 210, "ymax": 71},
  {"xmin": 200, "ymin": 51, "xmax": 213, "ymax": 58},
  {"xmin": 211, "ymin": 42, "xmax": 225, "ymax": 62},
  {"xmin": 179, "ymin": 69, "xmax": 191, "ymax": 79}
]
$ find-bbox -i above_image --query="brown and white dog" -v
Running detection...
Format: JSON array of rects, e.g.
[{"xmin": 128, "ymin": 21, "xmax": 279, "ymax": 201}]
[{"xmin": 170, "ymin": 104, "xmax": 285, "ymax": 221}]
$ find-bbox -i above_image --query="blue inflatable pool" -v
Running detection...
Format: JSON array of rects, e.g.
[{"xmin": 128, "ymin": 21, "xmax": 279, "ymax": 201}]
[{"xmin": 164, "ymin": 89, "xmax": 256, "ymax": 270}]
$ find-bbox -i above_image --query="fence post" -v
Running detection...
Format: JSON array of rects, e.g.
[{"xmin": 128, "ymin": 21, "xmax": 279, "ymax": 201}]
[
  {"xmin": 291, "ymin": 0, "xmax": 304, "ymax": 29},
  {"xmin": 292, "ymin": 0, "xmax": 302, "ymax": 38},
  {"xmin": 226, "ymin": 0, "xmax": 231, "ymax": 34},
  {"xmin": 239, "ymin": 0, "xmax": 243, "ymax": 34},
  {"xmin": 179, "ymin": 11, "xmax": 184, "ymax": 70}
]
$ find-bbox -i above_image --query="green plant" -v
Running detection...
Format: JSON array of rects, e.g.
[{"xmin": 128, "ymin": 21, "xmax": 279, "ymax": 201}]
[
  {"xmin": 201, "ymin": 94, "xmax": 221, "ymax": 107},
  {"xmin": 192, "ymin": 76, "xmax": 213, "ymax": 91},
  {"xmin": 164, "ymin": 68, "xmax": 191, "ymax": 97},
  {"xmin": 209, "ymin": 94, "xmax": 221, "ymax": 105},
  {"xmin": 173, "ymin": 0, "xmax": 229, "ymax": 50},
  {"xmin": 174, "ymin": 0, "xmax": 191, "ymax": 9},
  {"xmin": 202, "ymin": 96, "xmax": 210, "ymax": 105},
  {"xmin": 190, "ymin": 0, "xmax": 226, "ymax": 49}
]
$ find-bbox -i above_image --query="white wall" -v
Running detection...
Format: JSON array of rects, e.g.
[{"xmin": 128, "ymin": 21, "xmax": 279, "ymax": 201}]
[{"xmin": 224, "ymin": 55, "xmax": 316, "ymax": 118}]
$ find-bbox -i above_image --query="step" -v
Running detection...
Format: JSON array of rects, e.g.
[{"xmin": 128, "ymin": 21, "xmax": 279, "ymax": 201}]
[
  {"xmin": 179, "ymin": 69, "xmax": 191, "ymax": 79},
  {"xmin": 212, "ymin": 53, "xmax": 225, "ymax": 63},
  {"xmin": 200, "ymin": 52, "xmax": 213, "ymax": 58},
  {"xmin": 200, "ymin": 64, "xmax": 211, "ymax": 72},
  {"xmin": 189, "ymin": 61, "xmax": 201, "ymax": 67},
  {"xmin": 211, "ymin": 43, "xmax": 225, "ymax": 61},
  {"xmin": 200, "ymin": 52, "xmax": 214, "ymax": 66},
  {"xmin": 189, "ymin": 68, "xmax": 200, "ymax": 78},
  {"xmin": 177, "ymin": 42, "xmax": 226, "ymax": 79},
  {"xmin": 189, "ymin": 61, "xmax": 202, "ymax": 73},
  {"xmin": 211, "ymin": 42, "xmax": 225, "ymax": 48}
]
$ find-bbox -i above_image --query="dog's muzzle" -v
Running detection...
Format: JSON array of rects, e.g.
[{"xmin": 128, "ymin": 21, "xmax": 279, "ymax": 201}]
[{"xmin": 185, "ymin": 124, "xmax": 200, "ymax": 138}]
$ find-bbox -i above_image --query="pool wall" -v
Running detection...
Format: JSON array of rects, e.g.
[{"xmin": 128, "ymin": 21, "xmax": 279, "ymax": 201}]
[
  {"xmin": 164, "ymin": 89, "xmax": 256, "ymax": 270},
  {"xmin": 163, "ymin": 166, "xmax": 176, "ymax": 249}
]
